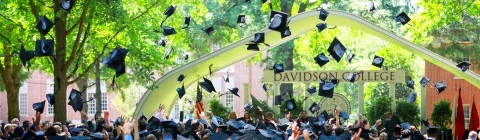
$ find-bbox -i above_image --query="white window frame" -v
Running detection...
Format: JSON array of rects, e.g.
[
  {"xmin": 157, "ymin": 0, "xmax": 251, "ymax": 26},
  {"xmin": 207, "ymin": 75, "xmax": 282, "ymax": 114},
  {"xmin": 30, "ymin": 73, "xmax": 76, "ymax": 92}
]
[
  {"xmin": 225, "ymin": 77, "xmax": 235, "ymax": 110},
  {"xmin": 46, "ymin": 80, "xmax": 54, "ymax": 115},
  {"xmin": 19, "ymin": 83, "xmax": 28, "ymax": 116},
  {"xmin": 464, "ymin": 104, "xmax": 471, "ymax": 129},
  {"xmin": 86, "ymin": 81, "xmax": 107, "ymax": 115}
]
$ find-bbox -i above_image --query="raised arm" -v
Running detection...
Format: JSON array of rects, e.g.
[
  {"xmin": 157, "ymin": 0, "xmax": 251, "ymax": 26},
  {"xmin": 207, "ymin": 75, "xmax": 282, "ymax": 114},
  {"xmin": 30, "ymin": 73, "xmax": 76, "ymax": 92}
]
[{"xmin": 33, "ymin": 111, "xmax": 41, "ymax": 132}]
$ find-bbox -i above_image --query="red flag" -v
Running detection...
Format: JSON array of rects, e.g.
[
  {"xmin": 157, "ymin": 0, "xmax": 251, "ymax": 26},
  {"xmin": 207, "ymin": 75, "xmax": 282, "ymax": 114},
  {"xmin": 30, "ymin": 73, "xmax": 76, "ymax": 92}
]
[
  {"xmin": 455, "ymin": 88, "xmax": 465, "ymax": 140},
  {"xmin": 195, "ymin": 83, "xmax": 204, "ymax": 118},
  {"xmin": 470, "ymin": 100, "xmax": 479, "ymax": 131}
]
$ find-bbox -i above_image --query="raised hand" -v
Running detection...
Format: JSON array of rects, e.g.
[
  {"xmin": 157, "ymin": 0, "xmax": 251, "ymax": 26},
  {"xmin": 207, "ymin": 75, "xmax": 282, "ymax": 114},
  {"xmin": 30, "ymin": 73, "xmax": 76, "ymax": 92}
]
[{"xmin": 351, "ymin": 128, "xmax": 362, "ymax": 140}]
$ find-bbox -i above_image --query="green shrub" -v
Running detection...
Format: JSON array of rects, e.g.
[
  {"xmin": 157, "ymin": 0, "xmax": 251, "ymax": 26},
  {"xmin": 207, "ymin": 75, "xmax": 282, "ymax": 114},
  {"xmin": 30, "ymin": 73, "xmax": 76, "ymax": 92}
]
[
  {"xmin": 208, "ymin": 98, "xmax": 232, "ymax": 121},
  {"xmin": 431, "ymin": 99, "xmax": 452, "ymax": 131},
  {"xmin": 395, "ymin": 99, "xmax": 420, "ymax": 126},
  {"xmin": 366, "ymin": 95, "xmax": 392, "ymax": 130},
  {"xmin": 247, "ymin": 100, "xmax": 274, "ymax": 119}
]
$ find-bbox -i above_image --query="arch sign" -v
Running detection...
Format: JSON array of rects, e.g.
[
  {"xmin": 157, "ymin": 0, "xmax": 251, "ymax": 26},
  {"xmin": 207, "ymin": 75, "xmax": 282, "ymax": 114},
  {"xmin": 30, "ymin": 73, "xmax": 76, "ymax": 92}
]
[
  {"xmin": 263, "ymin": 70, "xmax": 405, "ymax": 83},
  {"xmin": 134, "ymin": 10, "xmax": 480, "ymax": 117}
]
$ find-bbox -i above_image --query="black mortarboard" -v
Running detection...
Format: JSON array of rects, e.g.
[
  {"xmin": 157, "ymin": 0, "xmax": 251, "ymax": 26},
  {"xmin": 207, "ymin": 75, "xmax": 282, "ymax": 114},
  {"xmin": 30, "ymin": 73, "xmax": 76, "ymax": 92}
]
[
  {"xmin": 177, "ymin": 74, "xmax": 186, "ymax": 82},
  {"xmin": 68, "ymin": 88, "xmax": 84, "ymax": 103},
  {"xmin": 339, "ymin": 111, "xmax": 349, "ymax": 120},
  {"xmin": 427, "ymin": 126, "xmax": 438, "ymax": 134},
  {"xmin": 227, "ymin": 120, "xmax": 246, "ymax": 130},
  {"xmin": 407, "ymin": 92, "xmax": 417, "ymax": 102},
  {"xmin": 457, "ymin": 61, "xmax": 470, "ymax": 72},
  {"xmin": 421, "ymin": 119, "xmax": 429, "ymax": 127},
  {"xmin": 400, "ymin": 122, "xmax": 411, "ymax": 130},
  {"xmin": 89, "ymin": 132, "xmax": 105, "ymax": 139},
  {"xmin": 372, "ymin": 55, "xmax": 384, "ymax": 68},
  {"xmin": 327, "ymin": 37, "xmax": 346, "ymax": 62},
  {"xmin": 331, "ymin": 79, "xmax": 340, "ymax": 85},
  {"xmin": 237, "ymin": 15, "xmax": 246, "ymax": 24},
  {"xmin": 258, "ymin": 129, "xmax": 282, "ymax": 139},
  {"xmin": 285, "ymin": 99, "xmax": 297, "ymax": 111},
  {"xmin": 406, "ymin": 78, "xmax": 415, "ymax": 89},
  {"xmin": 434, "ymin": 80, "xmax": 447, "ymax": 93},
  {"xmin": 199, "ymin": 77, "xmax": 216, "ymax": 93},
  {"xmin": 163, "ymin": 5, "xmax": 176, "ymax": 17},
  {"xmin": 318, "ymin": 82, "xmax": 334, "ymax": 98},
  {"xmin": 307, "ymin": 87, "xmax": 317, "ymax": 94},
  {"xmin": 22, "ymin": 131, "xmax": 39, "ymax": 140},
  {"xmin": 262, "ymin": 84, "xmax": 267, "ymax": 92},
  {"xmin": 157, "ymin": 38, "xmax": 167, "ymax": 47},
  {"xmin": 210, "ymin": 131, "xmax": 233, "ymax": 140},
  {"xmin": 420, "ymin": 76, "xmax": 430, "ymax": 87},
  {"xmin": 387, "ymin": 115, "xmax": 401, "ymax": 133},
  {"xmin": 280, "ymin": 26, "xmax": 291, "ymax": 38},
  {"xmin": 316, "ymin": 23, "xmax": 327, "ymax": 32},
  {"xmin": 319, "ymin": 8, "xmax": 329, "ymax": 21},
  {"xmin": 176, "ymin": 83, "xmax": 186, "ymax": 99},
  {"xmin": 183, "ymin": 17, "xmax": 190, "ymax": 28},
  {"xmin": 274, "ymin": 95, "xmax": 282, "ymax": 105},
  {"xmin": 162, "ymin": 121, "xmax": 178, "ymax": 134},
  {"xmin": 102, "ymin": 47, "xmax": 128, "ymax": 77},
  {"xmin": 396, "ymin": 12, "xmax": 411, "ymax": 25},
  {"xmin": 368, "ymin": 2, "xmax": 376, "ymax": 12},
  {"xmin": 346, "ymin": 51, "xmax": 355, "ymax": 63},
  {"xmin": 244, "ymin": 103, "xmax": 253, "ymax": 111},
  {"xmin": 71, "ymin": 128, "xmax": 83, "ymax": 133},
  {"xmin": 70, "ymin": 92, "xmax": 90, "ymax": 112},
  {"xmin": 164, "ymin": 46, "xmax": 174, "ymax": 59},
  {"xmin": 218, "ymin": 125, "xmax": 228, "ymax": 130},
  {"xmin": 35, "ymin": 39, "xmax": 55, "ymax": 56},
  {"xmin": 202, "ymin": 26, "xmax": 214, "ymax": 36},
  {"xmin": 182, "ymin": 52, "xmax": 189, "ymax": 60},
  {"xmin": 313, "ymin": 53, "xmax": 330, "ymax": 67},
  {"xmin": 253, "ymin": 33, "xmax": 265, "ymax": 44},
  {"xmin": 162, "ymin": 26, "xmax": 177, "ymax": 36},
  {"xmin": 33, "ymin": 100, "xmax": 46, "ymax": 114},
  {"xmin": 246, "ymin": 44, "xmax": 259, "ymax": 51},
  {"xmin": 228, "ymin": 87, "xmax": 240, "ymax": 97},
  {"xmin": 114, "ymin": 117, "xmax": 122, "ymax": 126},
  {"xmin": 139, "ymin": 115, "xmax": 148, "ymax": 122},
  {"xmin": 272, "ymin": 63, "xmax": 284, "ymax": 74},
  {"xmin": 346, "ymin": 72, "xmax": 358, "ymax": 83},
  {"xmin": 60, "ymin": 0, "xmax": 76, "ymax": 12},
  {"xmin": 46, "ymin": 94, "xmax": 55, "ymax": 105},
  {"xmin": 268, "ymin": 11, "xmax": 289, "ymax": 32},
  {"xmin": 36, "ymin": 16, "xmax": 54, "ymax": 35},
  {"xmin": 309, "ymin": 102, "xmax": 320, "ymax": 114},
  {"xmin": 19, "ymin": 44, "xmax": 35, "ymax": 67}
]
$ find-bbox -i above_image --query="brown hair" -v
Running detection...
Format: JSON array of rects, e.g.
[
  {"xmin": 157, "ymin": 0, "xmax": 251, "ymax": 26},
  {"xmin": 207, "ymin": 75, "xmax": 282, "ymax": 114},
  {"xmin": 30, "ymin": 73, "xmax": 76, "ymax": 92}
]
[{"xmin": 229, "ymin": 112, "xmax": 237, "ymax": 119}]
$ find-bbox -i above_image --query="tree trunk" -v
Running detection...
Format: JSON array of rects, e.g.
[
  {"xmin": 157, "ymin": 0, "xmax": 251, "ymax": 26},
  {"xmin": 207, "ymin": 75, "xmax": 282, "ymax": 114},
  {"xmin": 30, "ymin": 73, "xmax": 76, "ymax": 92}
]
[
  {"xmin": 94, "ymin": 61, "xmax": 102, "ymax": 117},
  {"xmin": 75, "ymin": 76, "xmax": 88, "ymax": 121},
  {"xmin": 0, "ymin": 45, "xmax": 23, "ymax": 122},
  {"xmin": 53, "ymin": 2, "xmax": 69, "ymax": 123}
]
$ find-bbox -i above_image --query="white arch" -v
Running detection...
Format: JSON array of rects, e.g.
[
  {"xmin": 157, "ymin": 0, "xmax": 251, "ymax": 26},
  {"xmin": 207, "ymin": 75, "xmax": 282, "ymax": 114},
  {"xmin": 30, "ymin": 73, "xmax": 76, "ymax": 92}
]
[{"xmin": 134, "ymin": 10, "xmax": 480, "ymax": 117}]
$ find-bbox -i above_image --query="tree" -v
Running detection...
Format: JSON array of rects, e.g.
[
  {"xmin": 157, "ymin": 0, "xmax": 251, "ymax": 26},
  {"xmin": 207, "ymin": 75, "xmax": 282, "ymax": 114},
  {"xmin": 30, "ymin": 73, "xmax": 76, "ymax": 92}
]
[
  {"xmin": 395, "ymin": 99, "xmax": 420, "ymax": 126},
  {"xmin": 431, "ymin": 99, "xmax": 452, "ymax": 131},
  {"xmin": 365, "ymin": 95, "xmax": 392, "ymax": 130},
  {"xmin": 208, "ymin": 98, "xmax": 232, "ymax": 122}
]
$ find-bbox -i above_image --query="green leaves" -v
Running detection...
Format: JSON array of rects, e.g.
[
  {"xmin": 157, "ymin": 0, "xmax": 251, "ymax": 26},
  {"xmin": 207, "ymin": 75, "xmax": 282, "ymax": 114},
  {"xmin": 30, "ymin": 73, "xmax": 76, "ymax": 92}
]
[
  {"xmin": 366, "ymin": 95, "xmax": 392, "ymax": 130},
  {"xmin": 395, "ymin": 99, "xmax": 420, "ymax": 126},
  {"xmin": 431, "ymin": 99, "xmax": 452, "ymax": 130}
]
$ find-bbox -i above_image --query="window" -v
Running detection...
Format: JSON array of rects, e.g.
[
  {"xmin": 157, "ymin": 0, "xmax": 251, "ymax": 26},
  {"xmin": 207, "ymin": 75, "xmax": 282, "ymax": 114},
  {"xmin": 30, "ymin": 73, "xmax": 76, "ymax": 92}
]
[
  {"xmin": 46, "ymin": 80, "xmax": 54, "ymax": 115},
  {"xmin": 174, "ymin": 102, "xmax": 180, "ymax": 119},
  {"xmin": 87, "ymin": 92, "xmax": 108, "ymax": 115},
  {"xmin": 19, "ymin": 83, "xmax": 28, "ymax": 116},
  {"xmin": 464, "ymin": 105, "xmax": 470, "ymax": 129},
  {"xmin": 225, "ymin": 77, "xmax": 235, "ymax": 110}
]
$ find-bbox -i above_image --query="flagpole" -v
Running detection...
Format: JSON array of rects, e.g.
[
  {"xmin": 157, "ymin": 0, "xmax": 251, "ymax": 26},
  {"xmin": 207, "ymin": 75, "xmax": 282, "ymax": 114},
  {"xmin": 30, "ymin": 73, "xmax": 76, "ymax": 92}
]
[{"xmin": 452, "ymin": 84, "xmax": 458, "ymax": 140}]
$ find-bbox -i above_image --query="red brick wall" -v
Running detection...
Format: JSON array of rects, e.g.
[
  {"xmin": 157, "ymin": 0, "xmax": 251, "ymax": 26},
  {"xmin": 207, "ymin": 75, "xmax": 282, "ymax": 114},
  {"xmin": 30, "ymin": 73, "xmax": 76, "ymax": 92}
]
[{"xmin": 0, "ymin": 71, "xmax": 122, "ymax": 124}]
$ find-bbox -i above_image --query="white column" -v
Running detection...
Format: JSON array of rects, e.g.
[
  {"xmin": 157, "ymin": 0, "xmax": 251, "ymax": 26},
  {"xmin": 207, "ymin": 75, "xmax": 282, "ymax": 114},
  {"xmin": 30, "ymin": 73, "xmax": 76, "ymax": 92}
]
[
  {"xmin": 243, "ymin": 83, "xmax": 250, "ymax": 103},
  {"xmin": 358, "ymin": 82, "xmax": 365, "ymax": 115},
  {"xmin": 389, "ymin": 83, "xmax": 396, "ymax": 111},
  {"xmin": 274, "ymin": 82, "xmax": 281, "ymax": 115},
  {"xmin": 421, "ymin": 86, "xmax": 427, "ymax": 134}
]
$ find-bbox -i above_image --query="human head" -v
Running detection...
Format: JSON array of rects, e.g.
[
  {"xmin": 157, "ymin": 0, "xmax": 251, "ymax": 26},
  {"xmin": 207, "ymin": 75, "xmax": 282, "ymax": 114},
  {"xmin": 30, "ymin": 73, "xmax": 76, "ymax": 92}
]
[
  {"xmin": 4, "ymin": 124, "xmax": 15, "ymax": 133},
  {"xmin": 324, "ymin": 124, "xmax": 333, "ymax": 136},
  {"xmin": 191, "ymin": 119, "xmax": 202, "ymax": 131},
  {"xmin": 244, "ymin": 112, "xmax": 250, "ymax": 120},
  {"xmin": 286, "ymin": 112, "xmax": 291, "ymax": 120},
  {"xmin": 469, "ymin": 131, "xmax": 478, "ymax": 139},
  {"xmin": 379, "ymin": 132, "xmax": 388, "ymax": 140},
  {"xmin": 266, "ymin": 112, "xmax": 273, "ymax": 119},
  {"xmin": 363, "ymin": 120, "xmax": 369, "ymax": 129},
  {"xmin": 229, "ymin": 112, "xmax": 237, "ymax": 119},
  {"xmin": 146, "ymin": 134, "xmax": 156, "ymax": 140},
  {"xmin": 301, "ymin": 111, "xmax": 307, "ymax": 118},
  {"xmin": 11, "ymin": 118, "xmax": 19, "ymax": 125},
  {"xmin": 385, "ymin": 112, "xmax": 392, "ymax": 119}
]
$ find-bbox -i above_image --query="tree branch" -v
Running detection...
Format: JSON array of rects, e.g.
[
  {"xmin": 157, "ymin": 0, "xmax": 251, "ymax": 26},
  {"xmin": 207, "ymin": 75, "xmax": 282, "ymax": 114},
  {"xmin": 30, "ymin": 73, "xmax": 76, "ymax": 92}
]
[
  {"xmin": 28, "ymin": 0, "xmax": 40, "ymax": 23},
  {"xmin": 65, "ymin": 1, "xmax": 89, "ymax": 69},
  {"xmin": 0, "ymin": 33, "xmax": 12, "ymax": 44},
  {"xmin": 0, "ymin": 15, "xmax": 26, "ymax": 31},
  {"xmin": 66, "ymin": 49, "xmax": 84, "ymax": 80},
  {"xmin": 38, "ymin": 0, "xmax": 54, "ymax": 8},
  {"xmin": 67, "ymin": 22, "xmax": 91, "ymax": 80},
  {"xmin": 67, "ymin": 0, "xmax": 162, "ymax": 85},
  {"xmin": 66, "ymin": 20, "xmax": 81, "ymax": 35}
]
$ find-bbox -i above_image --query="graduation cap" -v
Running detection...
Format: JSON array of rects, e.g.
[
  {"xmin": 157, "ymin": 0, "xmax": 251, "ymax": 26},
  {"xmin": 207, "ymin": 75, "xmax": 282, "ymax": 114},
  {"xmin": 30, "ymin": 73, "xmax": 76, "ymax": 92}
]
[
  {"xmin": 163, "ymin": 5, "xmax": 176, "ymax": 17},
  {"xmin": 177, "ymin": 74, "xmax": 186, "ymax": 82},
  {"xmin": 162, "ymin": 121, "xmax": 179, "ymax": 134},
  {"xmin": 307, "ymin": 87, "xmax": 317, "ymax": 94},
  {"xmin": 434, "ymin": 80, "xmax": 447, "ymax": 93},
  {"xmin": 202, "ymin": 26, "xmax": 214, "ymax": 36},
  {"xmin": 406, "ymin": 78, "xmax": 415, "ymax": 89},
  {"xmin": 71, "ymin": 128, "xmax": 84, "ymax": 133},
  {"xmin": 227, "ymin": 120, "xmax": 246, "ymax": 131},
  {"xmin": 258, "ymin": 129, "xmax": 282, "ymax": 139},
  {"xmin": 164, "ymin": 46, "xmax": 174, "ymax": 59},
  {"xmin": 182, "ymin": 52, "xmax": 189, "ymax": 60},
  {"xmin": 237, "ymin": 15, "xmax": 246, "ymax": 28},
  {"xmin": 368, "ymin": 2, "xmax": 376, "ymax": 12},
  {"xmin": 272, "ymin": 63, "xmax": 284, "ymax": 74},
  {"xmin": 182, "ymin": 17, "xmax": 191, "ymax": 29},
  {"xmin": 224, "ymin": 71, "xmax": 230, "ymax": 83},
  {"xmin": 161, "ymin": 26, "xmax": 177, "ymax": 36},
  {"xmin": 176, "ymin": 83, "xmax": 186, "ymax": 99},
  {"xmin": 60, "ymin": 0, "xmax": 76, "ymax": 12},
  {"xmin": 269, "ymin": 11, "xmax": 289, "ymax": 32},
  {"xmin": 140, "ymin": 115, "xmax": 148, "ymax": 122},
  {"xmin": 253, "ymin": 33, "xmax": 270, "ymax": 47},
  {"xmin": 319, "ymin": 8, "xmax": 329, "ymax": 21},
  {"xmin": 262, "ymin": 84, "xmax": 268, "ymax": 92},
  {"xmin": 372, "ymin": 55, "xmax": 384, "ymax": 68},
  {"xmin": 407, "ymin": 92, "xmax": 417, "ymax": 103},
  {"xmin": 427, "ymin": 126, "xmax": 438, "ymax": 134},
  {"xmin": 89, "ymin": 133, "xmax": 105, "ymax": 139},
  {"xmin": 346, "ymin": 72, "xmax": 358, "ymax": 83},
  {"xmin": 199, "ymin": 77, "xmax": 216, "ymax": 93},
  {"xmin": 19, "ymin": 44, "xmax": 35, "ymax": 67},
  {"xmin": 331, "ymin": 79, "xmax": 340, "ymax": 85},
  {"xmin": 308, "ymin": 102, "xmax": 320, "ymax": 114},
  {"xmin": 36, "ymin": 16, "xmax": 54, "ymax": 35},
  {"xmin": 420, "ymin": 76, "xmax": 430, "ymax": 87},
  {"xmin": 400, "ymin": 122, "xmax": 411, "ymax": 130},
  {"xmin": 210, "ymin": 131, "xmax": 233, "ymax": 140},
  {"xmin": 94, "ymin": 119, "xmax": 105, "ymax": 133},
  {"xmin": 313, "ymin": 53, "xmax": 330, "ymax": 67},
  {"xmin": 157, "ymin": 38, "xmax": 167, "ymax": 47},
  {"xmin": 33, "ymin": 100, "xmax": 46, "ymax": 114},
  {"xmin": 68, "ymin": 86, "xmax": 86, "ymax": 104},
  {"xmin": 327, "ymin": 37, "xmax": 346, "ymax": 62},
  {"xmin": 228, "ymin": 87, "xmax": 240, "ymax": 97},
  {"xmin": 22, "ymin": 131, "xmax": 39, "ymax": 140},
  {"xmin": 35, "ymin": 39, "xmax": 55, "ymax": 56},
  {"xmin": 318, "ymin": 82, "xmax": 334, "ymax": 98},
  {"xmin": 114, "ymin": 117, "xmax": 122, "ymax": 126},
  {"xmin": 339, "ymin": 112, "xmax": 350, "ymax": 120},
  {"xmin": 244, "ymin": 103, "xmax": 253, "ymax": 111},
  {"xmin": 316, "ymin": 23, "xmax": 327, "ymax": 32},
  {"xmin": 457, "ymin": 61, "xmax": 470, "ymax": 72},
  {"xmin": 274, "ymin": 95, "xmax": 282, "ymax": 106},
  {"xmin": 396, "ymin": 12, "xmax": 411, "ymax": 25},
  {"xmin": 285, "ymin": 99, "xmax": 297, "ymax": 111},
  {"xmin": 246, "ymin": 44, "xmax": 259, "ymax": 51},
  {"xmin": 102, "ymin": 47, "xmax": 128, "ymax": 77},
  {"xmin": 70, "ymin": 92, "xmax": 94, "ymax": 112},
  {"xmin": 280, "ymin": 26, "xmax": 291, "ymax": 38},
  {"xmin": 346, "ymin": 51, "xmax": 355, "ymax": 63},
  {"xmin": 46, "ymin": 94, "xmax": 55, "ymax": 105},
  {"xmin": 421, "ymin": 119, "xmax": 429, "ymax": 127}
]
